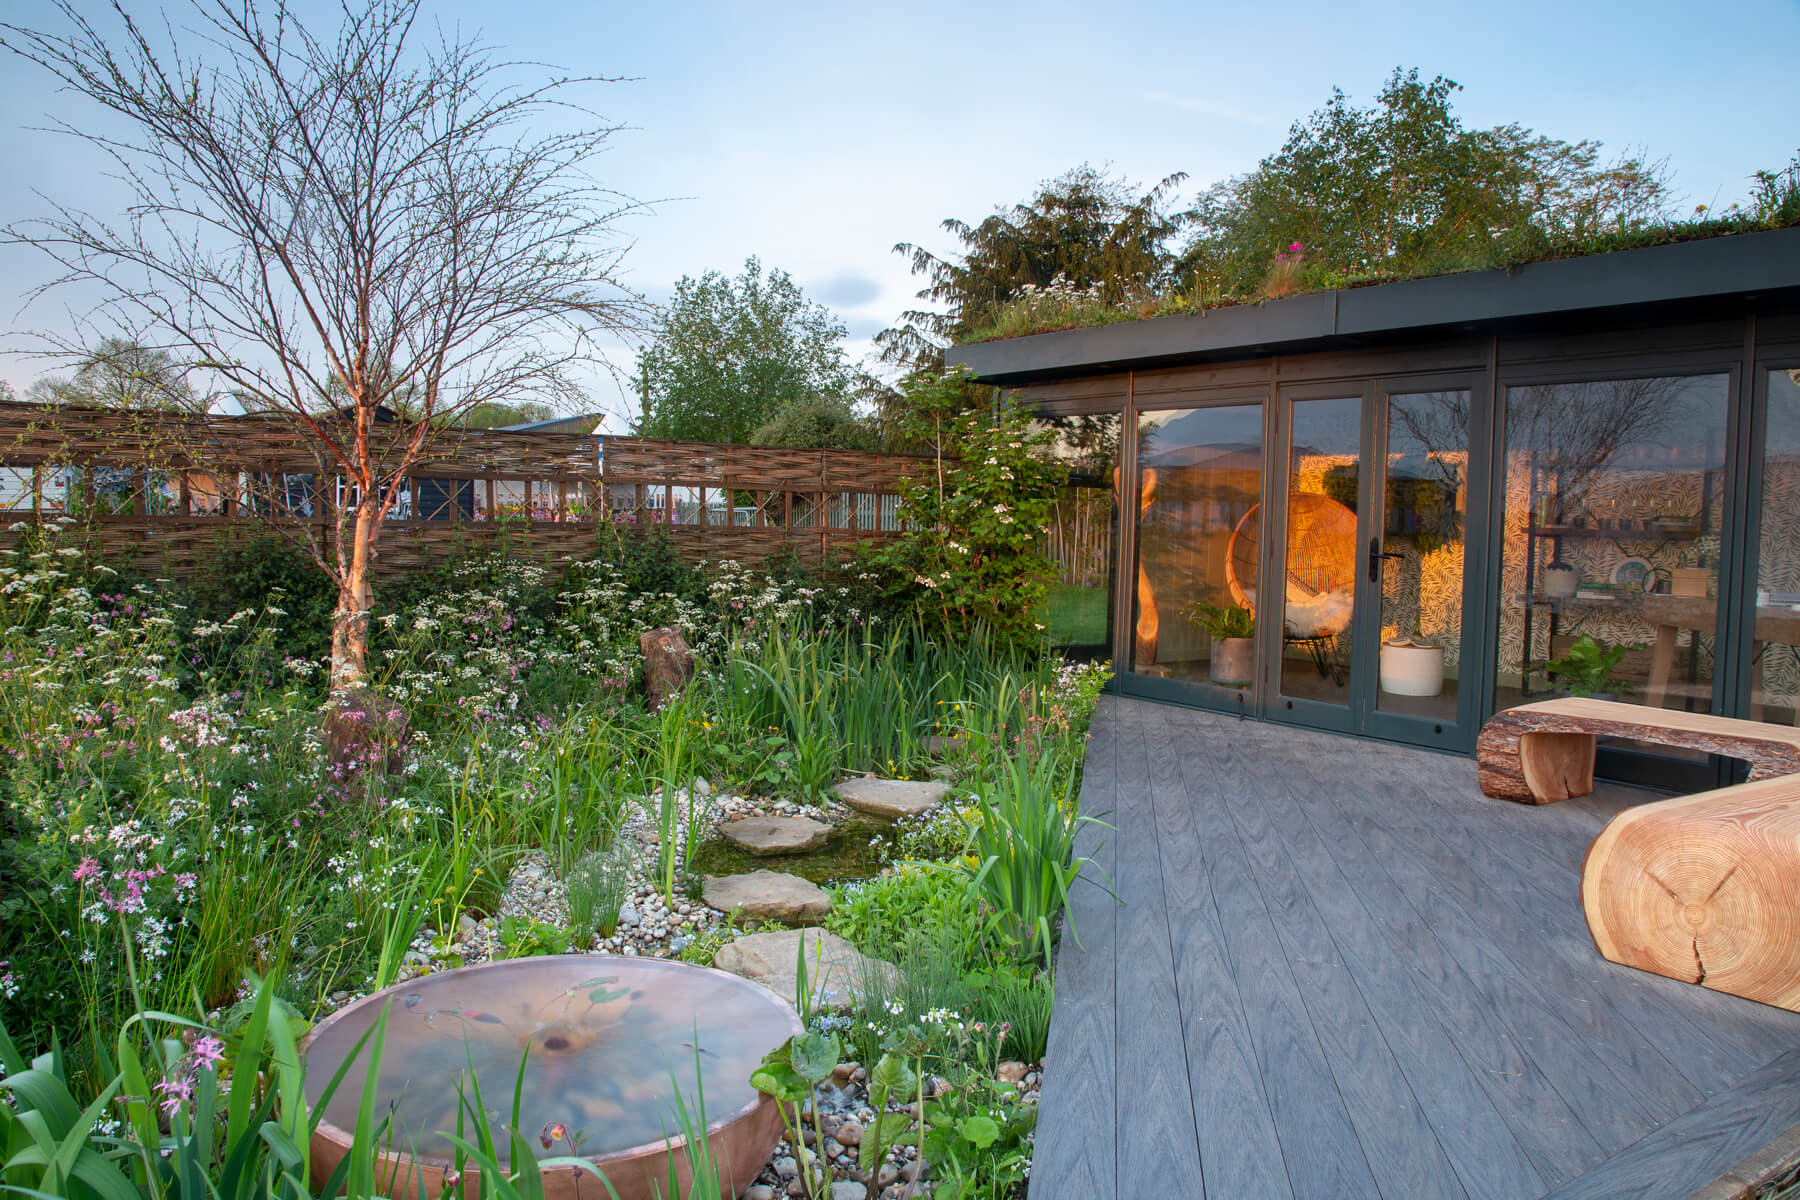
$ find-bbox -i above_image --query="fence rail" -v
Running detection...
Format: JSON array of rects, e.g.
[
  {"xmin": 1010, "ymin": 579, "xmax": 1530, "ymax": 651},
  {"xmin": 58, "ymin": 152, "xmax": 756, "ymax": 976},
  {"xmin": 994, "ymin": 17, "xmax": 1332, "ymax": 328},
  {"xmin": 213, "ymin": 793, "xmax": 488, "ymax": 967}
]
[{"xmin": 0, "ymin": 401, "xmax": 926, "ymax": 576}]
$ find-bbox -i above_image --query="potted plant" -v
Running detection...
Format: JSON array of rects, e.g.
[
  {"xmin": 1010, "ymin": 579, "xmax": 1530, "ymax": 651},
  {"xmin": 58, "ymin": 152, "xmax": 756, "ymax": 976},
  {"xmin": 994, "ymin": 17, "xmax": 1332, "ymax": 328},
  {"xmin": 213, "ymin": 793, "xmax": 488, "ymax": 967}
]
[
  {"xmin": 1186, "ymin": 601, "xmax": 1255, "ymax": 687},
  {"xmin": 1379, "ymin": 636, "xmax": 1444, "ymax": 697},
  {"xmin": 1540, "ymin": 634, "xmax": 1636, "ymax": 700}
]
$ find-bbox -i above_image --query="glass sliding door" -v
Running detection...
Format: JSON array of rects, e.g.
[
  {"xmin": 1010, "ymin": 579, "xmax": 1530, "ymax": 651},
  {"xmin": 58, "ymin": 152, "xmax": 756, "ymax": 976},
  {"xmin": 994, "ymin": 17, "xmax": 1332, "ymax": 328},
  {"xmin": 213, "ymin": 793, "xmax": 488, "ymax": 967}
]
[
  {"xmin": 1277, "ymin": 396, "xmax": 1363, "ymax": 708},
  {"xmin": 1128, "ymin": 402, "xmax": 1265, "ymax": 696},
  {"xmin": 1033, "ymin": 412, "xmax": 1121, "ymax": 661},
  {"xmin": 1747, "ymin": 367, "xmax": 1800, "ymax": 726},
  {"xmin": 1373, "ymin": 390, "xmax": 1471, "ymax": 727},
  {"xmin": 1495, "ymin": 374, "xmax": 1731, "ymax": 715}
]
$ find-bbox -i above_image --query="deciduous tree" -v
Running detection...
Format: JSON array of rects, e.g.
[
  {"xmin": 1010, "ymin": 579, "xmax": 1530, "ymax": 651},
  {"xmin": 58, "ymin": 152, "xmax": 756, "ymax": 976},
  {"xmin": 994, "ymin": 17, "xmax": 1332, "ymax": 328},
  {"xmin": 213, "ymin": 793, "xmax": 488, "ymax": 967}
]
[
  {"xmin": 2, "ymin": 0, "xmax": 646, "ymax": 689},
  {"xmin": 636, "ymin": 257, "xmax": 851, "ymax": 443}
]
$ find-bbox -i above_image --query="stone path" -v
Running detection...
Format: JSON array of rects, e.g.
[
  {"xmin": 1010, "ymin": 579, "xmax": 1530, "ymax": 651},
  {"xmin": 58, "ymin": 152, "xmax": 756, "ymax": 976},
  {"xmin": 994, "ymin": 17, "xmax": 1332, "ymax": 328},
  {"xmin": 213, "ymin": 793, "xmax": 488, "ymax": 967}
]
[
  {"xmin": 702, "ymin": 870, "xmax": 832, "ymax": 924},
  {"xmin": 713, "ymin": 928, "xmax": 897, "ymax": 1009},
  {"xmin": 720, "ymin": 814, "xmax": 832, "ymax": 855},
  {"xmin": 835, "ymin": 777, "xmax": 949, "ymax": 820}
]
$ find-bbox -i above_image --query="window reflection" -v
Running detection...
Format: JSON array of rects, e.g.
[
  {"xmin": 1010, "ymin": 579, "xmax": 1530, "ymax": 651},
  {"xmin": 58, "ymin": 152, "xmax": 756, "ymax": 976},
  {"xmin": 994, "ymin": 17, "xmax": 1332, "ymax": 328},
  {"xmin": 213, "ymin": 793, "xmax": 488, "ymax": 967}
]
[
  {"xmin": 1496, "ymin": 374, "xmax": 1730, "ymax": 713},
  {"xmin": 1131, "ymin": 403, "xmax": 1264, "ymax": 687},
  {"xmin": 1751, "ymin": 368, "xmax": 1800, "ymax": 726},
  {"xmin": 1032, "ymin": 413, "xmax": 1121, "ymax": 658}
]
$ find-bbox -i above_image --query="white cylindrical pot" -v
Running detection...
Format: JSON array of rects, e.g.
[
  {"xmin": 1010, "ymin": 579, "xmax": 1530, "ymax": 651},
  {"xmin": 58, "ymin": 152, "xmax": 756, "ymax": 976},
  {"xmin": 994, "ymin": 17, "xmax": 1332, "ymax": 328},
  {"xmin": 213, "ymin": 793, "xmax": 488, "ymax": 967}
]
[
  {"xmin": 1543, "ymin": 564, "xmax": 1579, "ymax": 600},
  {"xmin": 1380, "ymin": 641, "xmax": 1445, "ymax": 697},
  {"xmin": 1210, "ymin": 637, "xmax": 1254, "ymax": 687}
]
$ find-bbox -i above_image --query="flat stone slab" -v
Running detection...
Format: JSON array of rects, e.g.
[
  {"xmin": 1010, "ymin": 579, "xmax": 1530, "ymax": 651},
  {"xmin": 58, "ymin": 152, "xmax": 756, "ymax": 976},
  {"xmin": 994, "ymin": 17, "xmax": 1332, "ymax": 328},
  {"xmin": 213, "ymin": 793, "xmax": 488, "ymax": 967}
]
[
  {"xmin": 834, "ymin": 777, "xmax": 950, "ymax": 820},
  {"xmin": 719, "ymin": 815, "xmax": 832, "ymax": 856},
  {"xmin": 925, "ymin": 734, "xmax": 963, "ymax": 757},
  {"xmin": 713, "ymin": 928, "xmax": 898, "ymax": 1010},
  {"xmin": 701, "ymin": 870, "xmax": 832, "ymax": 924}
]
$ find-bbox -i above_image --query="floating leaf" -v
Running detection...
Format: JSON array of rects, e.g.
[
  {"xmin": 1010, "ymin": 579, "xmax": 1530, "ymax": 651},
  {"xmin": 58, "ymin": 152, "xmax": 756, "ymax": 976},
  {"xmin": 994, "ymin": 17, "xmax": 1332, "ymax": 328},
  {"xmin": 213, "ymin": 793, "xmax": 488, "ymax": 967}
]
[
  {"xmin": 573, "ymin": 977, "xmax": 616, "ymax": 990},
  {"xmin": 467, "ymin": 1011, "xmax": 503, "ymax": 1025},
  {"xmin": 587, "ymin": 987, "xmax": 627, "ymax": 1004},
  {"xmin": 402, "ymin": 993, "xmax": 422, "ymax": 1009}
]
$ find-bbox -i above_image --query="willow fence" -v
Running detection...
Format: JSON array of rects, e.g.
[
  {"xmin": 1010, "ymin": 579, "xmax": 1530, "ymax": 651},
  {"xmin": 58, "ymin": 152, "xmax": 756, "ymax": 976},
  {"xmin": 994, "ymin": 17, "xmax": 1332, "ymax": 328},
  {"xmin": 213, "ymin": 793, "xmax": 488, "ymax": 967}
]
[{"xmin": 0, "ymin": 401, "xmax": 926, "ymax": 577}]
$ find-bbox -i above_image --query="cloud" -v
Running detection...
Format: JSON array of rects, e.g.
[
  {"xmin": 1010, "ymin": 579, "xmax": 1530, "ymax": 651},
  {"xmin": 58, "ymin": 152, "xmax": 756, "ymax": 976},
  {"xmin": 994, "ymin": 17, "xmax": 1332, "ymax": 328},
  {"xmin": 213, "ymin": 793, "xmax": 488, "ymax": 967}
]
[
  {"xmin": 810, "ymin": 270, "xmax": 882, "ymax": 310},
  {"xmin": 1135, "ymin": 90, "xmax": 1279, "ymax": 127}
]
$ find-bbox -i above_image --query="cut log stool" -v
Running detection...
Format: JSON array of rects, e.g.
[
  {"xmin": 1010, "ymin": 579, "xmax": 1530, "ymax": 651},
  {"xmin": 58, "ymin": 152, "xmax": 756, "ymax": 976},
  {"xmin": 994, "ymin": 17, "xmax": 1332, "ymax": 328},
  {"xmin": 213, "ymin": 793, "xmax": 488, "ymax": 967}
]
[
  {"xmin": 1582, "ymin": 773, "xmax": 1800, "ymax": 1012},
  {"xmin": 1476, "ymin": 697, "xmax": 1800, "ymax": 804}
]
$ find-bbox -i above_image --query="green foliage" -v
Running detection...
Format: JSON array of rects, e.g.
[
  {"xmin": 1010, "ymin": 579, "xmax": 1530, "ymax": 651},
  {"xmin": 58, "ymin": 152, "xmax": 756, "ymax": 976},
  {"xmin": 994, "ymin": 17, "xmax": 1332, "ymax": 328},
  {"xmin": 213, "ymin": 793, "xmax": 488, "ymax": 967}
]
[
  {"xmin": 870, "ymin": 370, "xmax": 1067, "ymax": 646},
  {"xmin": 828, "ymin": 863, "xmax": 992, "ymax": 971},
  {"xmin": 493, "ymin": 915, "xmax": 573, "ymax": 959},
  {"xmin": 637, "ymin": 256, "xmax": 853, "ymax": 443},
  {"xmin": 880, "ymin": 164, "xmax": 1190, "ymax": 368},
  {"xmin": 1184, "ymin": 601, "xmax": 1254, "ymax": 640},
  {"xmin": 565, "ymin": 844, "xmax": 631, "ymax": 944},
  {"xmin": 456, "ymin": 400, "xmax": 556, "ymax": 429},
  {"xmin": 1541, "ymin": 633, "xmax": 1637, "ymax": 698},
  {"xmin": 1752, "ymin": 149, "xmax": 1800, "ymax": 227},
  {"xmin": 750, "ymin": 396, "xmax": 874, "ymax": 450},
  {"xmin": 1183, "ymin": 68, "xmax": 1673, "ymax": 298},
  {"xmin": 192, "ymin": 535, "xmax": 338, "ymax": 670},
  {"xmin": 25, "ymin": 337, "xmax": 200, "ymax": 411}
]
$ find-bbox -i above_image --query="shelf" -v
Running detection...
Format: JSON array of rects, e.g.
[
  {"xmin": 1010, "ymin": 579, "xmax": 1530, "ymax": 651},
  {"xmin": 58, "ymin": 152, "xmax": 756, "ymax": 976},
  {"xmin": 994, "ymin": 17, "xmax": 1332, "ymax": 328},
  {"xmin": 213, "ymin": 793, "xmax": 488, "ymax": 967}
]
[{"xmin": 1529, "ymin": 523, "xmax": 1702, "ymax": 540}]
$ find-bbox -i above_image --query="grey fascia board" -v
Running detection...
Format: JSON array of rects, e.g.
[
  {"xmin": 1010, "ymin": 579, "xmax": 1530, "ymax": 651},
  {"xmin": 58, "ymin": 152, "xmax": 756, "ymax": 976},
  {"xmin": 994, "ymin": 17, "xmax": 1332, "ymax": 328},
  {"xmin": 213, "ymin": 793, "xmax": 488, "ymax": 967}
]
[{"xmin": 948, "ymin": 226, "xmax": 1800, "ymax": 381}]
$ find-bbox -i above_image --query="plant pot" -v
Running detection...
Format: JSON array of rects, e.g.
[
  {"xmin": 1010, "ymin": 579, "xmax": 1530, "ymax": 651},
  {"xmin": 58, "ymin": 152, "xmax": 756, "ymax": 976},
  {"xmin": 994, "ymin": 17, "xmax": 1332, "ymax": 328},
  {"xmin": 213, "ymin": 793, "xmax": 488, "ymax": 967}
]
[
  {"xmin": 1210, "ymin": 637, "xmax": 1254, "ymax": 687},
  {"xmin": 1380, "ymin": 639, "xmax": 1444, "ymax": 697},
  {"xmin": 1543, "ymin": 564, "xmax": 1579, "ymax": 600}
]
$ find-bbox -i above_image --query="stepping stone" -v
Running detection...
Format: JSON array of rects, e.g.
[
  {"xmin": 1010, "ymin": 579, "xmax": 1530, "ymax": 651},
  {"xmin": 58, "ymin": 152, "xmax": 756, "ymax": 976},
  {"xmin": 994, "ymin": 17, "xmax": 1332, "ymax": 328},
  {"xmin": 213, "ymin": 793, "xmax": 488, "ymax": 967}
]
[
  {"xmin": 834, "ymin": 777, "xmax": 950, "ymax": 821},
  {"xmin": 925, "ymin": 734, "xmax": 962, "ymax": 757},
  {"xmin": 713, "ymin": 928, "xmax": 898, "ymax": 1010},
  {"xmin": 719, "ymin": 815, "xmax": 831, "ymax": 856},
  {"xmin": 701, "ymin": 870, "xmax": 832, "ymax": 924}
]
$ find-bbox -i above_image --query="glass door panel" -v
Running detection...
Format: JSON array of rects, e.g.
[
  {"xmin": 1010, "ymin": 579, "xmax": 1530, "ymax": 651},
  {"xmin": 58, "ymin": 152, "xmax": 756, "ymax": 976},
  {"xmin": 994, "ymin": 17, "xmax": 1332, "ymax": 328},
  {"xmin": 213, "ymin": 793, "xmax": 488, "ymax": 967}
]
[
  {"xmin": 1495, "ymin": 374, "xmax": 1730, "ymax": 715},
  {"xmin": 1375, "ymin": 391, "xmax": 1471, "ymax": 723},
  {"xmin": 1279, "ymin": 396, "xmax": 1362, "ymax": 706},
  {"xmin": 1032, "ymin": 413, "xmax": 1121, "ymax": 661},
  {"xmin": 1129, "ymin": 403, "xmax": 1264, "ymax": 691},
  {"xmin": 1750, "ymin": 368, "xmax": 1800, "ymax": 726}
]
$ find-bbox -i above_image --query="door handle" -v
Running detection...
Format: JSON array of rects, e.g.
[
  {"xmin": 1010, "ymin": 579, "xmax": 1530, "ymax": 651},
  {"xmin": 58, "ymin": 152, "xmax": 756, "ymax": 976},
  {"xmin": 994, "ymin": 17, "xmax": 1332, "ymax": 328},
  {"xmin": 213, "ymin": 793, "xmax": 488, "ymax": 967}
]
[{"xmin": 1367, "ymin": 538, "xmax": 1404, "ymax": 582}]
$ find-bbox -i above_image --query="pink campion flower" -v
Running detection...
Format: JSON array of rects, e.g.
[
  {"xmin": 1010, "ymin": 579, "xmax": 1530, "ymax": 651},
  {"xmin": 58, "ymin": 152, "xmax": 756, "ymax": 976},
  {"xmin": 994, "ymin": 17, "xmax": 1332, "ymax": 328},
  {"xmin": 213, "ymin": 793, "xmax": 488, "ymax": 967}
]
[
  {"xmin": 156, "ymin": 1073, "xmax": 194, "ymax": 1117},
  {"xmin": 72, "ymin": 857, "xmax": 100, "ymax": 884},
  {"xmin": 191, "ymin": 1035, "xmax": 226, "ymax": 1069},
  {"xmin": 1288, "ymin": 241, "xmax": 1304, "ymax": 253}
]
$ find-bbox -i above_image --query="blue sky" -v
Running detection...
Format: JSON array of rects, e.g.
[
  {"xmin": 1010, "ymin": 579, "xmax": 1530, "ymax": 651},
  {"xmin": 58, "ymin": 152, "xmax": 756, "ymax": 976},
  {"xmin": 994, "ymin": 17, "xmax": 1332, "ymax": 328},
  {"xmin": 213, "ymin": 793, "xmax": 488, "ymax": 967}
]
[{"xmin": 2, "ymin": 0, "xmax": 1797, "ymax": 428}]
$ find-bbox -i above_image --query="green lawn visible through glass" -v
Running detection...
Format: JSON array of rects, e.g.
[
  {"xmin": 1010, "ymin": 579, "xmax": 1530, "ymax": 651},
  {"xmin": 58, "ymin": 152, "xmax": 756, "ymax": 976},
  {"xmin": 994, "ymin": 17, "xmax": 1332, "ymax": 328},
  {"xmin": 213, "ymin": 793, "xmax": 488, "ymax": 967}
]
[{"xmin": 1042, "ymin": 582, "xmax": 1109, "ymax": 648}]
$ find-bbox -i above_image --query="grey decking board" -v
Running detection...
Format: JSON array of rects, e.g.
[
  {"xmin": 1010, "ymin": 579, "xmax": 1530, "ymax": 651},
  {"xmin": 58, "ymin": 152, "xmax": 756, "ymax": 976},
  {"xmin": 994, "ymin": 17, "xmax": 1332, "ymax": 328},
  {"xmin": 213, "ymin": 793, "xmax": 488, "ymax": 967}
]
[
  {"xmin": 1141, "ymin": 711, "xmax": 1293, "ymax": 1199},
  {"xmin": 1273, "ymin": 729, "xmax": 1611, "ymax": 1187},
  {"xmin": 1164, "ymin": 710, "xmax": 1384, "ymax": 1200},
  {"xmin": 1027, "ymin": 697, "xmax": 1120, "ymax": 1200},
  {"xmin": 1030, "ymin": 698, "xmax": 1800, "ymax": 1200},
  {"xmin": 1315, "ymin": 754, "xmax": 1676, "ymax": 1155},
  {"xmin": 1540, "ymin": 1051, "xmax": 1800, "ymax": 1200},
  {"xmin": 1236, "ymin": 722, "xmax": 1548, "ymax": 1200},
  {"xmin": 1363, "ymin": 741, "xmax": 1762, "ymax": 1098},
  {"xmin": 1364, "ymin": 736, "xmax": 1789, "ymax": 1076},
  {"xmin": 1108, "ymin": 703, "xmax": 1207, "ymax": 1197},
  {"xmin": 1196, "ymin": 717, "xmax": 1470, "ymax": 1200}
]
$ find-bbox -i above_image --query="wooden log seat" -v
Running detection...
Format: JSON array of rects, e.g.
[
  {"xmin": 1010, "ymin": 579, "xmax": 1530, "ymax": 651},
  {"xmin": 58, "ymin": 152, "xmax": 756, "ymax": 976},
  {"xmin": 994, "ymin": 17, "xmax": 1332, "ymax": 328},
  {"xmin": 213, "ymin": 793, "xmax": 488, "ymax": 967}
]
[
  {"xmin": 1475, "ymin": 698, "xmax": 1800, "ymax": 805},
  {"xmin": 1582, "ymin": 773, "xmax": 1800, "ymax": 1011}
]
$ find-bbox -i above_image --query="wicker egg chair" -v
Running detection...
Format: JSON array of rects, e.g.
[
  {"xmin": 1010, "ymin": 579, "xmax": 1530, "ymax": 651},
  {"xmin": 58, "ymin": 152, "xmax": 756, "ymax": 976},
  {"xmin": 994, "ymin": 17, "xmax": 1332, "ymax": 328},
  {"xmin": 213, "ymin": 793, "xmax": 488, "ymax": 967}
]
[{"xmin": 1225, "ymin": 492, "xmax": 1358, "ymax": 636}]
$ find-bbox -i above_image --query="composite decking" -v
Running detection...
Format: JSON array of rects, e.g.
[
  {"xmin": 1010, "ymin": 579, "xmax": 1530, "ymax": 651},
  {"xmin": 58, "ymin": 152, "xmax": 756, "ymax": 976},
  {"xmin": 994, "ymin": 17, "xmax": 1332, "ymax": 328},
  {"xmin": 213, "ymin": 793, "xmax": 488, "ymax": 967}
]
[{"xmin": 1032, "ymin": 696, "xmax": 1800, "ymax": 1200}]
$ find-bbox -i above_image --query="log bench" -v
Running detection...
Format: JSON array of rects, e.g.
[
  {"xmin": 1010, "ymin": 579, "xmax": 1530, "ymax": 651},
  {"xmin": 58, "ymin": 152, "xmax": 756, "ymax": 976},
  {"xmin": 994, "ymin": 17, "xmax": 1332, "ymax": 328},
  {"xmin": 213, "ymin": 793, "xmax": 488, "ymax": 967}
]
[
  {"xmin": 1582, "ymin": 773, "xmax": 1800, "ymax": 1012},
  {"xmin": 1475, "ymin": 697, "xmax": 1800, "ymax": 805}
]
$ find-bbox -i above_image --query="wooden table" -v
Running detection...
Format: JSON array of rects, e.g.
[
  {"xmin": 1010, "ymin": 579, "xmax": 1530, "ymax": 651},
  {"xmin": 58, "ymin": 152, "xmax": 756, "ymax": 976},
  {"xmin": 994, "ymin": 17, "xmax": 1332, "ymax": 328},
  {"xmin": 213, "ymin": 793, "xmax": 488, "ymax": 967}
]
[{"xmin": 1641, "ymin": 594, "xmax": 1800, "ymax": 716}]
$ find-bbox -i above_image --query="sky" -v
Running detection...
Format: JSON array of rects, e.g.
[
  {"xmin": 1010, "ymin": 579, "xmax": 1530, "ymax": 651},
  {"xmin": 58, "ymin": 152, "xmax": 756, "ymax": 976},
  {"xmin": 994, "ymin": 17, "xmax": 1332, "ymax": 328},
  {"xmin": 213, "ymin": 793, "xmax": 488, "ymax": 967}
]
[{"xmin": 1, "ymin": 0, "xmax": 1797, "ymax": 431}]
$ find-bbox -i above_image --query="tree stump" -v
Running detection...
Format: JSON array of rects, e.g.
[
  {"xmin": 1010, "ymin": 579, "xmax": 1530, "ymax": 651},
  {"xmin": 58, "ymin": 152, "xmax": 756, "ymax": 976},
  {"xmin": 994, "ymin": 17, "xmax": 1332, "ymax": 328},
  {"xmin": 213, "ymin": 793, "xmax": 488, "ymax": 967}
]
[
  {"xmin": 640, "ymin": 626, "xmax": 694, "ymax": 711},
  {"xmin": 1582, "ymin": 773, "xmax": 1800, "ymax": 1012},
  {"xmin": 321, "ymin": 686, "xmax": 408, "ymax": 787}
]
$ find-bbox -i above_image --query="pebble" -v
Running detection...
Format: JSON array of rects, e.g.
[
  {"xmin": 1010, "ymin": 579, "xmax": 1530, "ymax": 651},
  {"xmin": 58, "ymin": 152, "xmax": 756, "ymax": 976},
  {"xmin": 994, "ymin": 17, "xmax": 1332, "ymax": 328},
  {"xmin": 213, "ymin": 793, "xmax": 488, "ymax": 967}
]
[
  {"xmin": 834, "ymin": 1119, "xmax": 863, "ymax": 1146},
  {"xmin": 830, "ymin": 1183, "xmax": 866, "ymax": 1200},
  {"xmin": 995, "ymin": 1060, "xmax": 1028, "ymax": 1084},
  {"xmin": 773, "ymin": 1156, "xmax": 798, "ymax": 1180},
  {"xmin": 745, "ymin": 1188, "xmax": 775, "ymax": 1200}
]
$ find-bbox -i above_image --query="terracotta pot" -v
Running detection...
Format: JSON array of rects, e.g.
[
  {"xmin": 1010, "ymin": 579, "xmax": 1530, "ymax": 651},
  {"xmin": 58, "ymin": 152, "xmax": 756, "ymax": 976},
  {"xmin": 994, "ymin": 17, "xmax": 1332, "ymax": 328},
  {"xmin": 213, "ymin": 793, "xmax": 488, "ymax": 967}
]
[{"xmin": 1210, "ymin": 637, "xmax": 1254, "ymax": 687}]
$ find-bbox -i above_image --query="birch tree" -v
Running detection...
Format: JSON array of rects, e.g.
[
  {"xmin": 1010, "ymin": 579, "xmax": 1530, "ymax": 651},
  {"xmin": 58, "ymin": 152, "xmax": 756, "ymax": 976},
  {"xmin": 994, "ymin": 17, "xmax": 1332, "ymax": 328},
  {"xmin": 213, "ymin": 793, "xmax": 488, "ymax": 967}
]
[{"xmin": 2, "ymin": 0, "xmax": 647, "ymax": 689}]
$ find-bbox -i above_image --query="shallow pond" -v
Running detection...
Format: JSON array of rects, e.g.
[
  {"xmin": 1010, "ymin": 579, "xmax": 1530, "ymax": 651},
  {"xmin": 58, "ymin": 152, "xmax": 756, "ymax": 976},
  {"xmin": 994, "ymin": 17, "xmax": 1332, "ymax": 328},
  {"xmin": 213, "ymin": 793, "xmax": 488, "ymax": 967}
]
[{"xmin": 687, "ymin": 814, "xmax": 894, "ymax": 885}]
